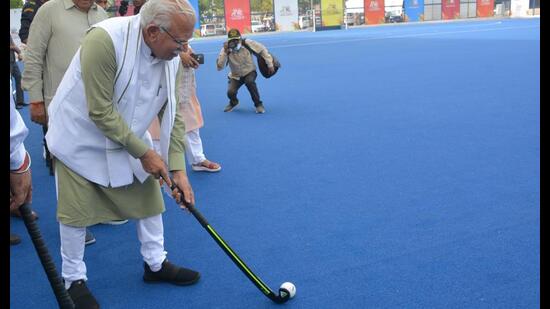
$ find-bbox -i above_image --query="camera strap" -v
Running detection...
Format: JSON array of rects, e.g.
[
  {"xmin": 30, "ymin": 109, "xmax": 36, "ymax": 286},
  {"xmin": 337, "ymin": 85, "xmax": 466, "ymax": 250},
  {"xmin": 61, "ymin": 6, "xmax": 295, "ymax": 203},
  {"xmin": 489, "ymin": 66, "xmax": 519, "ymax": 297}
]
[{"xmin": 241, "ymin": 39, "xmax": 258, "ymax": 57}]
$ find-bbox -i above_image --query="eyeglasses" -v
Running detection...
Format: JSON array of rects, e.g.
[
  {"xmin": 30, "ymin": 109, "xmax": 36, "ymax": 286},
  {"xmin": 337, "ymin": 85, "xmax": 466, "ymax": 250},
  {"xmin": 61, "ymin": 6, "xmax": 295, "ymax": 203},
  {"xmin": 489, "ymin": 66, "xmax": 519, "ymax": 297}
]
[{"xmin": 160, "ymin": 26, "xmax": 191, "ymax": 49}]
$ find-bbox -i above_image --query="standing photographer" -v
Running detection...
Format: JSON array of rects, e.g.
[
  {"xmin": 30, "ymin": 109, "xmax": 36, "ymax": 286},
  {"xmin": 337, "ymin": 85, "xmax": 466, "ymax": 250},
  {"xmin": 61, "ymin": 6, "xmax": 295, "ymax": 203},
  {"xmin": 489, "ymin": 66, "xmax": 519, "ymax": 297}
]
[{"xmin": 216, "ymin": 28, "xmax": 274, "ymax": 114}]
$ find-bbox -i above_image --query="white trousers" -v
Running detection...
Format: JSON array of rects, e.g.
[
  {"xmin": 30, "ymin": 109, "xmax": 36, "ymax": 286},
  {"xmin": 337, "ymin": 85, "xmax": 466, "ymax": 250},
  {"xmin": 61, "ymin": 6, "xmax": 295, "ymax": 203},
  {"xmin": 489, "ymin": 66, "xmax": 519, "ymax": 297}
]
[
  {"xmin": 183, "ymin": 128, "xmax": 206, "ymax": 165},
  {"xmin": 152, "ymin": 128, "xmax": 205, "ymax": 165},
  {"xmin": 60, "ymin": 214, "xmax": 167, "ymax": 289}
]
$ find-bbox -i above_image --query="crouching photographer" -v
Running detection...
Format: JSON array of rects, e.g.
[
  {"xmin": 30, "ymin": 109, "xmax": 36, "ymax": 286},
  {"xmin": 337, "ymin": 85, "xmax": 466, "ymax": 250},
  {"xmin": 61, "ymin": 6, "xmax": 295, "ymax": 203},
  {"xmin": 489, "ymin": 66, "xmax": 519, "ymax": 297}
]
[{"xmin": 216, "ymin": 28, "xmax": 275, "ymax": 114}]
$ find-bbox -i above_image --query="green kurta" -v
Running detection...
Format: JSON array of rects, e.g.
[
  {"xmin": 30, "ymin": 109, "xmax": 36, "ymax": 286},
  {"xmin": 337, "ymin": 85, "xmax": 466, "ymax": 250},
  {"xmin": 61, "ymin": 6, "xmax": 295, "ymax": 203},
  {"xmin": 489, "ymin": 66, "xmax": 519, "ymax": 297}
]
[
  {"xmin": 56, "ymin": 27, "xmax": 187, "ymax": 227},
  {"xmin": 22, "ymin": 0, "xmax": 108, "ymax": 107},
  {"xmin": 55, "ymin": 159, "xmax": 165, "ymax": 226}
]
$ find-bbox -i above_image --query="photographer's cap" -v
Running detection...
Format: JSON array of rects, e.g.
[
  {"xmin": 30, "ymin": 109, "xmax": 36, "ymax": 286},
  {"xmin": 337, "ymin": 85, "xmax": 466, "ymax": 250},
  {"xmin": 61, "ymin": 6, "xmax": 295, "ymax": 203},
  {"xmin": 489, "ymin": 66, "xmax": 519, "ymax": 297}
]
[{"xmin": 227, "ymin": 28, "xmax": 241, "ymax": 41}]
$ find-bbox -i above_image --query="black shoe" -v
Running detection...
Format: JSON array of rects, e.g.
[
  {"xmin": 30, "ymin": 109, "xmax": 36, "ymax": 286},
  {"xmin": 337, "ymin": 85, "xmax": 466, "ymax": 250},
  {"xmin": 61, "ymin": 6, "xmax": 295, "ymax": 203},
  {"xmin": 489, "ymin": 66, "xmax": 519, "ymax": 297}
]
[
  {"xmin": 85, "ymin": 229, "xmax": 96, "ymax": 246},
  {"xmin": 255, "ymin": 103, "xmax": 265, "ymax": 114},
  {"xmin": 16, "ymin": 102, "xmax": 28, "ymax": 109},
  {"xmin": 67, "ymin": 279, "xmax": 99, "ymax": 309},
  {"xmin": 143, "ymin": 259, "xmax": 200, "ymax": 286},
  {"xmin": 224, "ymin": 102, "xmax": 238, "ymax": 112},
  {"xmin": 10, "ymin": 233, "xmax": 21, "ymax": 245}
]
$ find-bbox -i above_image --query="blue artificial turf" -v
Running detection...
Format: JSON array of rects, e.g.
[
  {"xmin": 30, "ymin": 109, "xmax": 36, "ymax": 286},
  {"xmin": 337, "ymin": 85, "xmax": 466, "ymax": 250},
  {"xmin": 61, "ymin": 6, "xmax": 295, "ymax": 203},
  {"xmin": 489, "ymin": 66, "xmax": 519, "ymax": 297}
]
[{"xmin": 10, "ymin": 18, "xmax": 539, "ymax": 308}]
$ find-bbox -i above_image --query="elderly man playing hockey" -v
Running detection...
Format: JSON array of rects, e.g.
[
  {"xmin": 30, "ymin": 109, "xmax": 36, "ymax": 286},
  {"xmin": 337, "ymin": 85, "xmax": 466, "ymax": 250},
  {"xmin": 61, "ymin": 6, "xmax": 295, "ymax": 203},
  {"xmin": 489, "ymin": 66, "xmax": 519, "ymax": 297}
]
[{"xmin": 45, "ymin": 0, "xmax": 200, "ymax": 307}]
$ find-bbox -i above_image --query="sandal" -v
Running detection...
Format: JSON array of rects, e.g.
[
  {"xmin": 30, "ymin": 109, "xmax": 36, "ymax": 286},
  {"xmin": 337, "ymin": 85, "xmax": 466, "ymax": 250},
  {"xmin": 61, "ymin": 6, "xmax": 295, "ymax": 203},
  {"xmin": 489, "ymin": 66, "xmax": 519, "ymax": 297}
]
[{"xmin": 192, "ymin": 160, "xmax": 221, "ymax": 172}]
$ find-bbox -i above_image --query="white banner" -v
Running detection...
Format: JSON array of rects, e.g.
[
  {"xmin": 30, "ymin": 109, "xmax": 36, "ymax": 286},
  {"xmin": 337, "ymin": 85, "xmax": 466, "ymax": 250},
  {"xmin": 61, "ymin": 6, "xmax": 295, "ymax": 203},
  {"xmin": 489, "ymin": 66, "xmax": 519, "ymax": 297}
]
[
  {"xmin": 274, "ymin": 0, "xmax": 299, "ymax": 31},
  {"xmin": 511, "ymin": 0, "xmax": 530, "ymax": 17}
]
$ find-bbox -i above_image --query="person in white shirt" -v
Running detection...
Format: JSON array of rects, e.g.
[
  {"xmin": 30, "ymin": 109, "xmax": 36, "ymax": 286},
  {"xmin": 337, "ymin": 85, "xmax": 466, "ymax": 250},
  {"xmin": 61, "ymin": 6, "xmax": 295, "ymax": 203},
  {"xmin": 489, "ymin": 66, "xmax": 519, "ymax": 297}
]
[
  {"xmin": 149, "ymin": 47, "xmax": 221, "ymax": 172},
  {"xmin": 10, "ymin": 79, "xmax": 33, "ymax": 245}
]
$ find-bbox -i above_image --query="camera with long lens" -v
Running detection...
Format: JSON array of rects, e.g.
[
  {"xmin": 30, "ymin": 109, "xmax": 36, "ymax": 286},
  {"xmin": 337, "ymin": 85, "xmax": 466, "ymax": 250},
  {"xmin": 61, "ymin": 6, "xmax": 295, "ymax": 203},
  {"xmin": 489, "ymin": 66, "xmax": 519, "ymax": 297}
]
[{"xmin": 228, "ymin": 40, "xmax": 239, "ymax": 52}]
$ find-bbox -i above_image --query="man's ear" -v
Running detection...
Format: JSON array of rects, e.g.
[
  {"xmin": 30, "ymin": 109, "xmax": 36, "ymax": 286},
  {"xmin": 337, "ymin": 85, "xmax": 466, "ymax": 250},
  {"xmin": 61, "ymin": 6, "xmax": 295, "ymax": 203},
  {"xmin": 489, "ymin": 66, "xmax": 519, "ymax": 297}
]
[{"xmin": 145, "ymin": 24, "xmax": 161, "ymax": 41}]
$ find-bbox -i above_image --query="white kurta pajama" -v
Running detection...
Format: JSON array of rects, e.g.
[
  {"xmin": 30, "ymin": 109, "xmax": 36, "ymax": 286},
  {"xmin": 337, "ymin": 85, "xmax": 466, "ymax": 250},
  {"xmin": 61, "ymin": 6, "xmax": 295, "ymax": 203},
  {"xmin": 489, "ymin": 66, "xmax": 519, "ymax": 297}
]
[
  {"xmin": 45, "ymin": 15, "xmax": 187, "ymax": 286},
  {"xmin": 150, "ymin": 63, "xmax": 207, "ymax": 165},
  {"xmin": 178, "ymin": 65, "xmax": 206, "ymax": 165}
]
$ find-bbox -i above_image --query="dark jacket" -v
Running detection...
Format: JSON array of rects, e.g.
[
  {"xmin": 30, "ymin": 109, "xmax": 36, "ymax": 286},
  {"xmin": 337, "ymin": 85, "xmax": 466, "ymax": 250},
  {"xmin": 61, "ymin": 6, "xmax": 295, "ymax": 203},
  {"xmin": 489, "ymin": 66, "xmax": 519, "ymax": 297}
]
[{"xmin": 19, "ymin": 0, "xmax": 46, "ymax": 43}]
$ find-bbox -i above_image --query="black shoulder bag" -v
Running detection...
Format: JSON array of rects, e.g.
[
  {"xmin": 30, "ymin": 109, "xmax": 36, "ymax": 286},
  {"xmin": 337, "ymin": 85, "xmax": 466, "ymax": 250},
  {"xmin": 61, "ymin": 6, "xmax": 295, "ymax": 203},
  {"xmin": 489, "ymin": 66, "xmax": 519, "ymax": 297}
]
[{"xmin": 242, "ymin": 39, "xmax": 281, "ymax": 79}]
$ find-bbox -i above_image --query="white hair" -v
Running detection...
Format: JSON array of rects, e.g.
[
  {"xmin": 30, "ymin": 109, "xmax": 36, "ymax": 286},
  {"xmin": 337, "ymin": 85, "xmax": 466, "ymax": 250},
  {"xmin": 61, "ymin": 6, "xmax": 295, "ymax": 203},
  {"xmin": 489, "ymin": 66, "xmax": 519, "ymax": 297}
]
[{"xmin": 140, "ymin": 0, "xmax": 196, "ymax": 30}]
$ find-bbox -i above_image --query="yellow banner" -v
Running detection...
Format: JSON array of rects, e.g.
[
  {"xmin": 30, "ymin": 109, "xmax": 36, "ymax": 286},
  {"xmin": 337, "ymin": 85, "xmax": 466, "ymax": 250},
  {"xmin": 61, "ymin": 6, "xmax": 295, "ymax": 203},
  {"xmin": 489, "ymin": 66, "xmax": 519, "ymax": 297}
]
[{"xmin": 321, "ymin": 0, "xmax": 343, "ymax": 26}]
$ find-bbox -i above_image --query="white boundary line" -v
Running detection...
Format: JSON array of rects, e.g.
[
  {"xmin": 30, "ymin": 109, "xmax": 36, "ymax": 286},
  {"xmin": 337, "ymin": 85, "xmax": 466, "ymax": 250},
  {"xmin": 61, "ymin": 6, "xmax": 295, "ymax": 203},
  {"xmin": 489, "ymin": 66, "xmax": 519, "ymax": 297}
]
[
  {"xmin": 268, "ymin": 25, "xmax": 539, "ymax": 50},
  {"xmin": 200, "ymin": 23, "xmax": 538, "ymax": 55}
]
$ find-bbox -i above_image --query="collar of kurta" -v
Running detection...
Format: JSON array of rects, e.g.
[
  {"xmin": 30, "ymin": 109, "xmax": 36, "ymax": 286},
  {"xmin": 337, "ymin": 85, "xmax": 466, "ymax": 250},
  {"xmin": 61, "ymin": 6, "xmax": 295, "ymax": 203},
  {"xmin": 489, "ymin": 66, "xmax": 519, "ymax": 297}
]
[
  {"xmin": 63, "ymin": 0, "xmax": 98, "ymax": 11},
  {"xmin": 140, "ymin": 33, "xmax": 164, "ymax": 65}
]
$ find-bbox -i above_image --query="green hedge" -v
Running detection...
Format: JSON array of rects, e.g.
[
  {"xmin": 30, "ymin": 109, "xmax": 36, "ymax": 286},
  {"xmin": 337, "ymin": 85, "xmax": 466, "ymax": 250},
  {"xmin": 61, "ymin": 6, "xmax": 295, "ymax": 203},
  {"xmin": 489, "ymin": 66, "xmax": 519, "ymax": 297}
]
[{"xmin": 11, "ymin": 0, "xmax": 24, "ymax": 9}]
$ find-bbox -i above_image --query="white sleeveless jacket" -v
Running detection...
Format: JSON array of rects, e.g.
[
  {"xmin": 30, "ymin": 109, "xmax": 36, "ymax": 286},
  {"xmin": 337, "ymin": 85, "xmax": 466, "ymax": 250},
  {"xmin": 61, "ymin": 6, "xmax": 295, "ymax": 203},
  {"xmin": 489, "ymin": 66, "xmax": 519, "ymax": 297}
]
[{"xmin": 46, "ymin": 15, "xmax": 180, "ymax": 188}]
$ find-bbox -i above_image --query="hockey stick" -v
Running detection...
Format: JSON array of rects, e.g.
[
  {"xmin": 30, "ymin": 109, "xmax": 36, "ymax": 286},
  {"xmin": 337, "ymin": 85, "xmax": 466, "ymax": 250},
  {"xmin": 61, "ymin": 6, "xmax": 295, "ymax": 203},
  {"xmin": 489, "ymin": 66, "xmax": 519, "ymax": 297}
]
[
  {"xmin": 18, "ymin": 203, "xmax": 75, "ymax": 309},
  {"xmin": 168, "ymin": 181, "xmax": 295, "ymax": 304}
]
